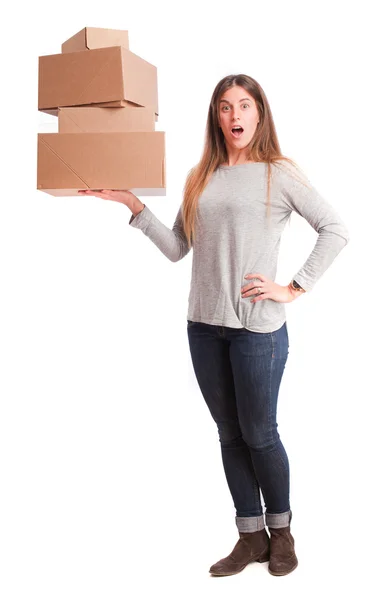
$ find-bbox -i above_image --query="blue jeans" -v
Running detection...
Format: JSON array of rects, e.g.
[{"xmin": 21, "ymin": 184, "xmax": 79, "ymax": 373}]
[{"xmin": 187, "ymin": 320, "xmax": 292, "ymax": 532}]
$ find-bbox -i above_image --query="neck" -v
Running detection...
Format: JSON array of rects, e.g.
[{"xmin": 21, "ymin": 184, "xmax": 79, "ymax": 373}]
[{"xmin": 224, "ymin": 148, "xmax": 252, "ymax": 167}]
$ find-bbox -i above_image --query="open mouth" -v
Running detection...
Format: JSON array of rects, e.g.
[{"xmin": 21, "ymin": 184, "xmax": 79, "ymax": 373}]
[{"xmin": 231, "ymin": 126, "xmax": 244, "ymax": 138}]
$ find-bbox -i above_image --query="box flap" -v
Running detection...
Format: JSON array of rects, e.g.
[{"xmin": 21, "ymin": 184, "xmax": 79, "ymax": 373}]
[
  {"xmin": 61, "ymin": 27, "xmax": 129, "ymax": 53},
  {"xmin": 37, "ymin": 135, "xmax": 90, "ymax": 187},
  {"xmin": 85, "ymin": 27, "xmax": 129, "ymax": 50},
  {"xmin": 61, "ymin": 28, "xmax": 86, "ymax": 54}
]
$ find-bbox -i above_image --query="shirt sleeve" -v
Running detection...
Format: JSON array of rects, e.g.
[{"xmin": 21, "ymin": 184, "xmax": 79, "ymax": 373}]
[
  {"xmin": 128, "ymin": 203, "xmax": 192, "ymax": 262},
  {"xmin": 276, "ymin": 164, "xmax": 350, "ymax": 292}
]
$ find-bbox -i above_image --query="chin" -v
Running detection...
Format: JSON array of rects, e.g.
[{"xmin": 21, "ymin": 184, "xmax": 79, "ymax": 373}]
[
  {"xmin": 226, "ymin": 137, "xmax": 252, "ymax": 149},
  {"xmin": 229, "ymin": 141, "xmax": 250, "ymax": 150}
]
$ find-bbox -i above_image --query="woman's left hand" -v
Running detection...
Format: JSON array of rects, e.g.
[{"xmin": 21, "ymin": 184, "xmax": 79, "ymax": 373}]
[{"xmin": 241, "ymin": 273, "xmax": 295, "ymax": 304}]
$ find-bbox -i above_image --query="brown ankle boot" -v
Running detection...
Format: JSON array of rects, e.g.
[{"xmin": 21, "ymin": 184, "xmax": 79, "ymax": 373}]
[
  {"xmin": 268, "ymin": 525, "xmax": 298, "ymax": 576},
  {"xmin": 209, "ymin": 528, "xmax": 270, "ymax": 576}
]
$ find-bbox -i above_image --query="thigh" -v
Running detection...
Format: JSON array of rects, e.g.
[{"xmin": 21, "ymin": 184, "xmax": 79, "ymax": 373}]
[
  {"xmin": 187, "ymin": 322, "xmax": 241, "ymax": 441},
  {"xmin": 228, "ymin": 323, "xmax": 289, "ymax": 445}
]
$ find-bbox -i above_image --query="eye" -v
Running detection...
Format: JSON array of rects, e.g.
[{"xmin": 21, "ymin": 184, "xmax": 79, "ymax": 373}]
[
  {"xmin": 222, "ymin": 105, "xmax": 230, "ymax": 111},
  {"xmin": 242, "ymin": 103, "xmax": 250, "ymax": 109}
]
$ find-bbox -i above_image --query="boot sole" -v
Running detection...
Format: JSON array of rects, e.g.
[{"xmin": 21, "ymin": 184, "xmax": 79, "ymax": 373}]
[
  {"xmin": 209, "ymin": 554, "xmax": 270, "ymax": 577},
  {"xmin": 268, "ymin": 560, "xmax": 298, "ymax": 577}
]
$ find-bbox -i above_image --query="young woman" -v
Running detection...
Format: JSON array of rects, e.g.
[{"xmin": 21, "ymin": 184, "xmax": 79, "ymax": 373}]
[{"xmin": 78, "ymin": 74, "xmax": 349, "ymax": 577}]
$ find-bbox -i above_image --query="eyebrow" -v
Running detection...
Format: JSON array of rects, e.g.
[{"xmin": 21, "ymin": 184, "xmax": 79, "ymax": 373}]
[{"xmin": 219, "ymin": 97, "xmax": 252, "ymax": 104}]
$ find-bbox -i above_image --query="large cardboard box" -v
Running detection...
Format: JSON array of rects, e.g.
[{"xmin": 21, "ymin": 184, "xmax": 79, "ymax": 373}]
[
  {"xmin": 37, "ymin": 132, "xmax": 166, "ymax": 196},
  {"xmin": 38, "ymin": 46, "xmax": 158, "ymax": 117},
  {"xmin": 61, "ymin": 27, "xmax": 129, "ymax": 53},
  {"xmin": 58, "ymin": 106, "xmax": 155, "ymax": 133}
]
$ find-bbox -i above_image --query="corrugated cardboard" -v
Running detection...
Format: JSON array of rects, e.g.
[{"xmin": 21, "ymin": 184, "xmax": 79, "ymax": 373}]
[
  {"xmin": 37, "ymin": 132, "xmax": 166, "ymax": 196},
  {"xmin": 58, "ymin": 106, "xmax": 155, "ymax": 133},
  {"xmin": 61, "ymin": 27, "xmax": 129, "ymax": 53},
  {"xmin": 43, "ymin": 103, "xmax": 158, "ymax": 123},
  {"xmin": 38, "ymin": 46, "xmax": 158, "ymax": 117}
]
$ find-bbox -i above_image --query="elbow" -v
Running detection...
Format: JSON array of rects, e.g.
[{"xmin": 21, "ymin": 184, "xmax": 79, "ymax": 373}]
[
  {"xmin": 340, "ymin": 222, "xmax": 350, "ymax": 246},
  {"xmin": 171, "ymin": 251, "xmax": 188, "ymax": 263},
  {"xmin": 169, "ymin": 251, "xmax": 186, "ymax": 263},
  {"xmin": 171, "ymin": 241, "xmax": 191, "ymax": 262}
]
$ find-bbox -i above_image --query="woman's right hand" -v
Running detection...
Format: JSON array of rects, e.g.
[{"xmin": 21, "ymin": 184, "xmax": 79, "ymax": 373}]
[{"xmin": 77, "ymin": 189, "xmax": 144, "ymax": 215}]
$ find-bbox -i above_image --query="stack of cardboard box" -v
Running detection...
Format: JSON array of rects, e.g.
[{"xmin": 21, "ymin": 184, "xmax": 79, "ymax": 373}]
[{"xmin": 37, "ymin": 27, "xmax": 166, "ymax": 197}]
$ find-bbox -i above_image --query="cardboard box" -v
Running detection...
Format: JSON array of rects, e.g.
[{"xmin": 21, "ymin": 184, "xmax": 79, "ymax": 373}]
[
  {"xmin": 43, "ymin": 100, "xmax": 158, "ymax": 120},
  {"xmin": 37, "ymin": 132, "xmax": 166, "ymax": 196},
  {"xmin": 58, "ymin": 106, "xmax": 155, "ymax": 133},
  {"xmin": 61, "ymin": 27, "xmax": 129, "ymax": 53},
  {"xmin": 38, "ymin": 46, "xmax": 158, "ymax": 117}
]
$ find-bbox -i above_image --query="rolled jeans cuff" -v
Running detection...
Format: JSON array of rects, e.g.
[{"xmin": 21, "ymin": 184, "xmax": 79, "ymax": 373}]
[
  {"xmin": 265, "ymin": 509, "xmax": 292, "ymax": 529},
  {"xmin": 235, "ymin": 515, "xmax": 265, "ymax": 532}
]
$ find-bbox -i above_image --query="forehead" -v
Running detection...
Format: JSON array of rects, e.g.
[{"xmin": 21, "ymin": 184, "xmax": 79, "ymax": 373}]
[{"xmin": 219, "ymin": 85, "xmax": 252, "ymax": 102}]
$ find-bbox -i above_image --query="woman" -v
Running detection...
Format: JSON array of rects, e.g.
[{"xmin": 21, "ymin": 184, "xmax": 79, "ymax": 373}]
[{"xmin": 78, "ymin": 74, "xmax": 349, "ymax": 577}]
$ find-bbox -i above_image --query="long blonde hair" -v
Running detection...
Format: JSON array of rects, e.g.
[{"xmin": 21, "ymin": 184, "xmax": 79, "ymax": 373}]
[{"xmin": 182, "ymin": 73, "xmax": 310, "ymax": 248}]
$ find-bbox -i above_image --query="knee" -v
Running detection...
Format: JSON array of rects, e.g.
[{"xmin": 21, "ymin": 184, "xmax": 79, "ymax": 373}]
[
  {"xmin": 217, "ymin": 420, "xmax": 244, "ymax": 446},
  {"xmin": 242, "ymin": 423, "xmax": 279, "ymax": 452}
]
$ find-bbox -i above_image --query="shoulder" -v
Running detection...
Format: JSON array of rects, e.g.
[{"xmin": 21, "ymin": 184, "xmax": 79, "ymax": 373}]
[{"xmin": 270, "ymin": 159, "xmax": 312, "ymax": 190}]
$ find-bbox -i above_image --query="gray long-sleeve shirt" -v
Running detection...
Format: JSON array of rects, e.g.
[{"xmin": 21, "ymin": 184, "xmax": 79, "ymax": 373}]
[{"xmin": 129, "ymin": 161, "xmax": 349, "ymax": 333}]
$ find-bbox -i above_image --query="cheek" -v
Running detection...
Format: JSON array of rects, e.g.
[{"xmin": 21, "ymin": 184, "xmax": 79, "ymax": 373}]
[{"xmin": 246, "ymin": 117, "xmax": 258, "ymax": 135}]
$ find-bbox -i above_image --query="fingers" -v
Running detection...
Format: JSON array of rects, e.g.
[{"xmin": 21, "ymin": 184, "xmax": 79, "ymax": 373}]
[
  {"xmin": 77, "ymin": 189, "xmax": 109, "ymax": 194},
  {"xmin": 241, "ymin": 286, "xmax": 265, "ymax": 298},
  {"xmin": 241, "ymin": 281, "xmax": 264, "ymax": 295},
  {"xmin": 251, "ymin": 293, "xmax": 269, "ymax": 303},
  {"xmin": 77, "ymin": 189, "xmax": 115, "ymax": 200}
]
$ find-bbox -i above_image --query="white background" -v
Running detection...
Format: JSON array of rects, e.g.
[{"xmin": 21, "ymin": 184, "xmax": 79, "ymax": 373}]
[{"xmin": 1, "ymin": 1, "xmax": 383, "ymax": 598}]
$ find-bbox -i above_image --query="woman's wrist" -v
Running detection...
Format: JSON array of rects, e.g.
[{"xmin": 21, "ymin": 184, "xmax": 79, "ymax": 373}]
[
  {"xmin": 130, "ymin": 201, "xmax": 145, "ymax": 216},
  {"xmin": 287, "ymin": 283, "xmax": 306, "ymax": 299}
]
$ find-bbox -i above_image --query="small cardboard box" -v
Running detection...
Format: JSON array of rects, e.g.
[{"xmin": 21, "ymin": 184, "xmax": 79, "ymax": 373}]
[
  {"xmin": 58, "ymin": 106, "xmax": 155, "ymax": 133},
  {"xmin": 38, "ymin": 46, "xmax": 158, "ymax": 117},
  {"xmin": 61, "ymin": 27, "xmax": 129, "ymax": 53},
  {"xmin": 37, "ymin": 132, "xmax": 166, "ymax": 196}
]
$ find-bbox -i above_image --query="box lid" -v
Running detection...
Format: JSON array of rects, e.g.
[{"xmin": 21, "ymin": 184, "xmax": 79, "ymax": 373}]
[{"xmin": 61, "ymin": 27, "xmax": 129, "ymax": 53}]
